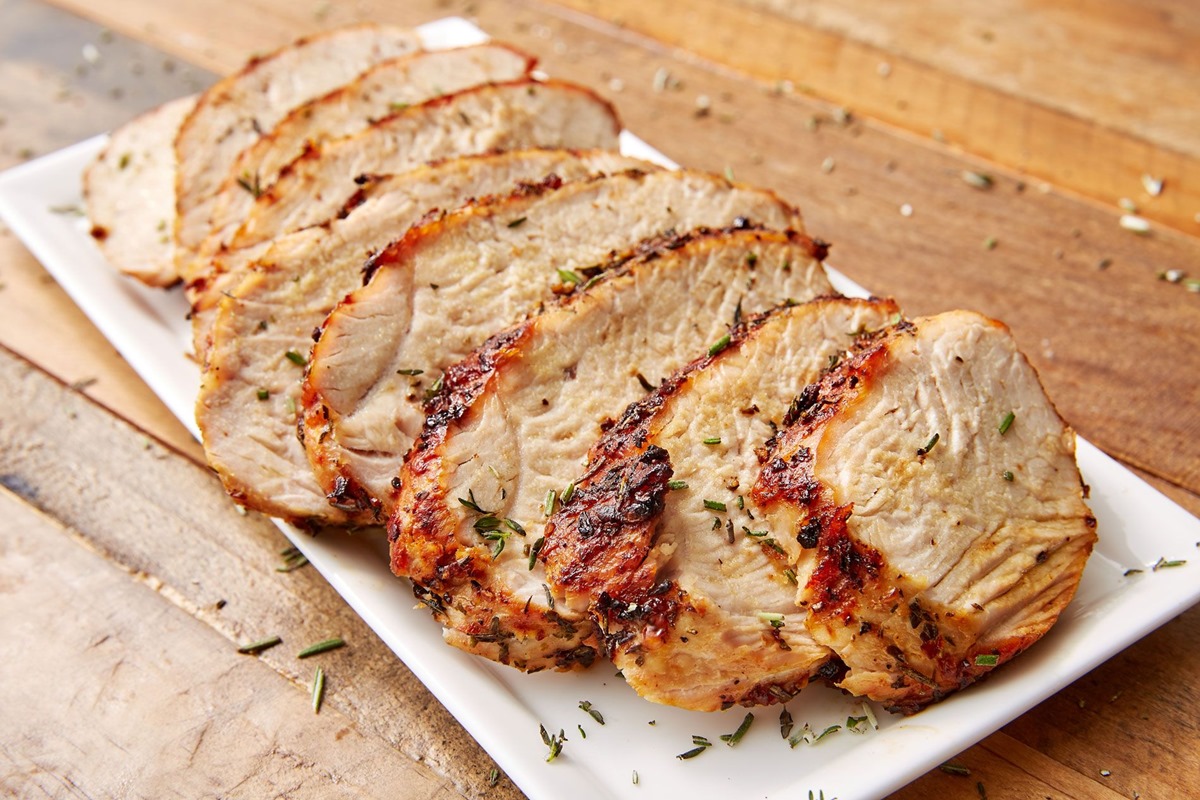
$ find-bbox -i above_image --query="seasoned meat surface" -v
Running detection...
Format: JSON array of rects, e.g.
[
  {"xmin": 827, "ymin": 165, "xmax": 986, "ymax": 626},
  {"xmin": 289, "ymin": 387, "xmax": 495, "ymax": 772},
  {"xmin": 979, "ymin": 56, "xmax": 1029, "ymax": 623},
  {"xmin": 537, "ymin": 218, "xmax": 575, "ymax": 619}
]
[
  {"xmin": 174, "ymin": 24, "xmax": 422, "ymax": 284},
  {"xmin": 541, "ymin": 298, "xmax": 902, "ymax": 708},
  {"xmin": 300, "ymin": 169, "xmax": 805, "ymax": 519},
  {"xmin": 226, "ymin": 79, "xmax": 621, "ymax": 253},
  {"xmin": 197, "ymin": 149, "xmax": 652, "ymax": 523},
  {"xmin": 390, "ymin": 228, "xmax": 835, "ymax": 671},
  {"xmin": 752, "ymin": 311, "xmax": 1096, "ymax": 713},
  {"xmin": 194, "ymin": 44, "xmax": 535, "ymax": 294},
  {"xmin": 84, "ymin": 95, "xmax": 197, "ymax": 287}
]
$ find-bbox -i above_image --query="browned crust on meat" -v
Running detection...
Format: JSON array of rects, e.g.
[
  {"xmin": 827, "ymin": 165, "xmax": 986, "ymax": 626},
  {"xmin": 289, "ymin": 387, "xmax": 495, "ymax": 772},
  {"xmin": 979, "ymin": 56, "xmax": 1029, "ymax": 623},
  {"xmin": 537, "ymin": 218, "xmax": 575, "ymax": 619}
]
[{"xmin": 752, "ymin": 317, "xmax": 1095, "ymax": 713}]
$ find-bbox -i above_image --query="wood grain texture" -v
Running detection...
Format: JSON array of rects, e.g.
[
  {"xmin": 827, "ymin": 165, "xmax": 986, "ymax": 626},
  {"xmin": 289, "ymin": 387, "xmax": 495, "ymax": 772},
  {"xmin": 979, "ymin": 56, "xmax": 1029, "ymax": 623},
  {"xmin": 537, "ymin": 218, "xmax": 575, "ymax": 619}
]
[
  {"xmin": 0, "ymin": 486, "xmax": 465, "ymax": 800},
  {"xmin": 0, "ymin": 346, "xmax": 521, "ymax": 800},
  {"xmin": 548, "ymin": 0, "xmax": 1200, "ymax": 233}
]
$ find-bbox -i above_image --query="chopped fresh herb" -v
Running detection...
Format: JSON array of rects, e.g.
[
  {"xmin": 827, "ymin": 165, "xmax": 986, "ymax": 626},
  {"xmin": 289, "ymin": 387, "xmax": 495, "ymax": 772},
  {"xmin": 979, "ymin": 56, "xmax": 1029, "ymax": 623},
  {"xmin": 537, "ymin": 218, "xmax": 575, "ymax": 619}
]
[
  {"xmin": 720, "ymin": 712, "xmax": 754, "ymax": 746},
  {"xmin": 396, "ymin": 368, "xmax": 423, "ymax": 376},
  {"xmin": 256, "ymin": 388, "xmax": 269, "ymax": 401},
  {"xmin": 961, "ymin": 171, "xmax": 994, "ymax": 189},
  {"xmin": 762, "ymin": 537, "xmax": 787, "ymax": 556},
  {"xmin": 757, "ymin": 611, "xmax": 785, "ymax": 628},
  {"xmin": 1123, "ymin": 568, "xmax": 1144, "ymax": 576},
  {"xmin": 276, "ymin": 546, "xmax": 309, "ymax": 572},
  {"xmin": 311, "ymin": 665, "xmax": 326, "ymax": 713},
  {"xmin": 539, "ymin": 724, "xmax": 566, "ymax": 762},
  {"xmin": 703, "ymin": 499, "xmax": 728, "ymax": 512},
  {"xmin": 977, "ymin": 781, "xmax": 988, "ymax": 799},
  {"xmin": 473, "ymin": 515, "xmax": 501, "ymax": 532},
  {"xmin": 974, "ymin": 653, "xmax": 999, "ymax": 667},
  {"xmin": 578, "ymin": 724, "xmax": 586, "ymax": 739},
  {"xmin": 746, "ymin": 252, "xmax": 758, "ymax": 267},
  {"xmin": 744, "ymin": 528, "xmax": 768, "ymax": 538},
  {"xmin": 783, "ymin": 568, "xmax": 798, "ymax": 585},
  {"xmin": 557, "ymin": 267, "xmax": 582, "ymax": 284},
  {"xmin": 779, "ymin": 708, "xmax": 794, "ymax": 739},
  {"xmin": 692, "ymin": 735, "xmax": 712, "ymax": 747},
  {"xmin": 284, "ymin": 396, "xmax": 297, "ymax": 416},
  {"xmin": 677, "ymin": 745, "xmax": 707, "ymax": 760},
  {"xmin": 735, "ymin": 495, "xmax": 745, "ymax": 510},
  {"xmin": 237, "ymin": 635, "xmax": 282, "ymax": 655},
  {"xmin": 999, "ymin": 411, "xmax": 1015, "ymax": 435},
  {"xmin": 579, "ymin": 700, "xmax": 605, "ymax": 725},
  {"xmin": 487, "ymin": 768, "xmax": 500, "ymax": 787},
  {"xmin": 237, "ymin": 173, "xmax": 263, "ymax": 198},
  {"xmin": 812, "ymin": 724, "xmax": 841, "ymax": 743},
  {"xmin": 983, "ymin": 236, "xmax": 998, "ymax": 251},
  {"xmin": 504, "ymin": 518, "xmax": 527, "ymax": 536},
  {"xmin": 702, "ymin": 436, "xmax": 722, "ymax": 445},
  {"xmin": 458, "ymin": 489, "xmax": 492, "ymax": 515},
  {"xmin": 861, "ymin": 702, "xmax": 878, "ymax": 730},
  {"xmin": 423, "ymin": 373, "xmax": 444, "ymax": 401},
  {"xmin": 708, "ymin": 334, "xmax": 732, "ymax": 356},
  {"xmin": 940, "ymin": 762, "xmax": 971, "ymax": 777},
  {"xmin": 284, "ymin": 350, "xmax": 307, "ymax": 367},
  {"xmin": 667, "ymin": 480, "xmax": 688, "ymax": 490},
  {"xmin": 297, "ymin": 637, "xmax": 345, "ymax": 658},
  {"xmin": 1152, "ymin": 557, "xmax": 1187, "ymax": 570},
  {"xmin": 542, "ymin": 584, "xmax": 555, "ymax": 610},
  {"xmin": 507, "ymin": 216, "xmax": 527, "ymax": 228},
  {"xmin": 1002, "ymin": 470, "xmax": 1014, "ymax": 482},
  {"xmin": 917, "ymin": 432, "xmax": 940, "ymax": 456},
  {"xmin": 632, "ymin": 770, "xmax": 639, "ymax": 785},
  {"xmin": 846, "ymin": 714, "xmax": 870, "ymax": 733},
  {"xmin": 528, "ymin": 536, "xmax": 545, "ymax": 570},
  {"xmin": 118, "ymin": 152, "xmax": 131, "ymax": 170},
  {"xmin": 544, "ymin": 489, "xmax": 557, "ymax": 516},
  {"xmin": 561, "ymin": 483, "xmax": 575, "ymax": 504}
]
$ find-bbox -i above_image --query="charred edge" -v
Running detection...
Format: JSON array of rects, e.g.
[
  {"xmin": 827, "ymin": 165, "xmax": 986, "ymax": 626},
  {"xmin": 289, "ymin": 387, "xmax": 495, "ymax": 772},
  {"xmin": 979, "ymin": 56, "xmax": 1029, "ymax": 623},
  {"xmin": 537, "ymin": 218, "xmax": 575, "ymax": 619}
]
[
  {"xmin": 594, "ymin": 584, "xmax": 686, "ymax": 659},
  {"xmin": 326, "ymin": 473, "xmax": 383, "ymax": 519},
  {"xmin": 808, "ymin": 504, "xmax": 883, "ymax": 623},
  {"xmin": 419, "ymin": 324, "xmax": 528, "ymax": 437},
  {"xmin": 543, "ymin": 444, "xmax": 673, "ymax": 597},
  {"xmin": 336, "ymin": 185, "xmax": 372, "ymax": 220},
  {"xmin": 89, "ymin": 225, "xmax": 109, "ymax": 241}
]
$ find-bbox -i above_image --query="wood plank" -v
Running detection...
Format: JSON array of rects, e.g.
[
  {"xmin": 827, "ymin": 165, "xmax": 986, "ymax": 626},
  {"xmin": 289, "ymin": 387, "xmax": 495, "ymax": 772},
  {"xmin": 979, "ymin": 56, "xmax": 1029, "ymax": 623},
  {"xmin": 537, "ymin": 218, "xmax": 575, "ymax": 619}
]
[
  {"xmin": 0, "ymin": 346, "xmax": 521, "ymax": 800},
  {"xmin": 544, "ymin": 0, "xmax": 1200, "ymax": 234},
  {"xmin": 0, "ymin": 486, "xmax": 466, "ymax": 800}
]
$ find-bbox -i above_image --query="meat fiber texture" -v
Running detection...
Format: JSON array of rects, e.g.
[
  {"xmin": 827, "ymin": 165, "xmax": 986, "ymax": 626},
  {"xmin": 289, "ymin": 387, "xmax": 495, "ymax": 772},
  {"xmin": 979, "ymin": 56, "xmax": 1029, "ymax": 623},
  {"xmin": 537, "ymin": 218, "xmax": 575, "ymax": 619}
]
[
  {"xmin": 224, "ymin": 79, "xmax": 621, "ymax": 257},
  {"xmin": 174, "ymin": 24, "xmax": 424, "ymax": 285},
  {"xmin": 188, "ymin": 77, "xmax": 622, "ymax": 358},
  {"xmin": 389, "ymin": 227, "xmax": 835, "ymax": 672},
  {"xmin": 84, "ymin": 96, "xmax": 197, "ymax": 287},
  {"xmin": 751, "ymin": 310, "xmax": 1096, "ymax": 713},
  {"xmin": 192, "ymin": 43, "xmax": 536, "ymax": 301},
  {"xmin": 541, "ymin": 298, "xmax": 901, "ymax": 708},
  {"xmin": 198, "ymin": 149, "xmax": 652, "ymax": 524},
  {"xmin": 300, "ymin": 169, "xmax": 806, "ymax": 523}
]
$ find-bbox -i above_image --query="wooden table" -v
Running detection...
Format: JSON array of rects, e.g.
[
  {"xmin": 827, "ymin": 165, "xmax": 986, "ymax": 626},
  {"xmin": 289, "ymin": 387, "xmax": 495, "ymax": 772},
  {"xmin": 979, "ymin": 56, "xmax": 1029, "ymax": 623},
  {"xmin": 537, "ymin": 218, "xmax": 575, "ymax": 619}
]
[{"xmin": 2, "ymin": 0, "xmax": 1198, "ymax": 797}]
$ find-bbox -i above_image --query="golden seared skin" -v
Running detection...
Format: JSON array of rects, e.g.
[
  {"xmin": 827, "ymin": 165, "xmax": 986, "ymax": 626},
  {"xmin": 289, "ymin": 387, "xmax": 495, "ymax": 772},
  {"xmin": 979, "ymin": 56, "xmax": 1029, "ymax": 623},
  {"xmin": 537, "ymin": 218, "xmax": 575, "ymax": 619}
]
[
  {"xmin": 389, "ymin": 227, "xmax": 836, "ymax": 671},
  {"xmin": 541, "ymin": 297, "xmax": 902, "ymax": 709},
  {"xmin": 752, "ymin": 311, "xmax": 1097, "ymax": 713}
]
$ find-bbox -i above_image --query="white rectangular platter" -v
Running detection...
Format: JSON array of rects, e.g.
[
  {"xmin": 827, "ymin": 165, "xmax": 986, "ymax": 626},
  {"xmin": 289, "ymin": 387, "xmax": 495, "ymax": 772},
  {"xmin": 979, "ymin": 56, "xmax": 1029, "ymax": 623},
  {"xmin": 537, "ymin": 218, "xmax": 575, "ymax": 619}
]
[{"xmin": 1, "ymin": 16, "xmax": 1198, "ymax": 800}]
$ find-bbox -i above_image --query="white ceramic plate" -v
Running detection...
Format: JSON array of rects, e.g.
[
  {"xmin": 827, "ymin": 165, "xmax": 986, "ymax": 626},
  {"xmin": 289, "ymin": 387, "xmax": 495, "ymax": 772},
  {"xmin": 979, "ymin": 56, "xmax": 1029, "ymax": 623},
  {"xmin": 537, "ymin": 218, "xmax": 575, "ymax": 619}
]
[{"xmin": 2, "ymin": 17, "xmax": 1198, "ymax": 800}]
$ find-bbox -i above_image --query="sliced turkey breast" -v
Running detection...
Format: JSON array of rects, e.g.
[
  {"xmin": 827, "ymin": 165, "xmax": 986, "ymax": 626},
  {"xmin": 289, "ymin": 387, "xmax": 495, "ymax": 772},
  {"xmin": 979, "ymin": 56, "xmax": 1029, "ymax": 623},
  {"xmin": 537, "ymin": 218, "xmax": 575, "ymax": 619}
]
[
  {"xmin": 197, "ymin": 149, "xmax": 652, "ymax": 524},
  {"xmin": 225, "ymin": 79, "xmax": 621, "ymax": 254},
  {"xmin": 540, "ymin": 298, "xmax": 900, "ymax": 709},
  {"xmin": 195, "ymin": 44, "xmax": 535, "ymax": 283},
  {"xmin": 750, "ymin": 310, "xmax": 1096, "ymax": 713},
  {"xmin": 174, "ymin": 24, "xmax": 423, "ymax": 284},
  {"xmin": 84, "ymin": 95, "xmax": 197, "ymax": 287},
  {"xmin": 300, "ymin": 169, "xmax": 805, "ymax": 521},
  {"xmin": 389, "ymin": 227, "xmax": 835, "ymax": 671}
]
